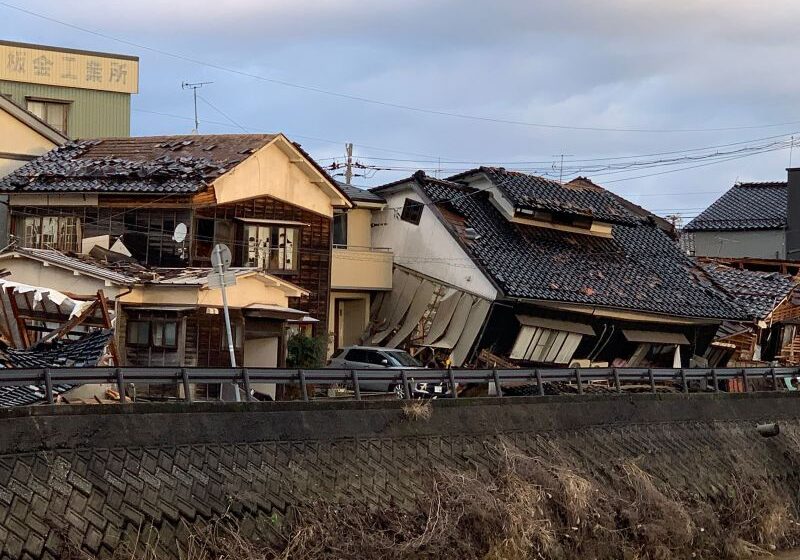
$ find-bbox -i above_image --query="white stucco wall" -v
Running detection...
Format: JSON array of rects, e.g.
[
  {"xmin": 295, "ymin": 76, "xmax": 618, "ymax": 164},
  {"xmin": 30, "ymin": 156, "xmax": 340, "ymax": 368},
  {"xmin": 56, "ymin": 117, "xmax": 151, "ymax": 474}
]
[{"xmin": 371, "ymin": 187, "xmax": 498, "ymax": 301}]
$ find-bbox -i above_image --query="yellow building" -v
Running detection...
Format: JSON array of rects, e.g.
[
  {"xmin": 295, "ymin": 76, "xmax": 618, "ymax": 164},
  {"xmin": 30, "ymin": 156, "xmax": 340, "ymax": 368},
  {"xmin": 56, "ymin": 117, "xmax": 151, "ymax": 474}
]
[
  {"xmin": 0, "ymin": 40, "xmax": 138, "ymax": 138},
  {"xmin": 0, "ymin": 94, "xmax": 67, "ymax": 177},
  {"xmin": 329, "ymin": 185, "xmax": 393, "ymax": 352}
]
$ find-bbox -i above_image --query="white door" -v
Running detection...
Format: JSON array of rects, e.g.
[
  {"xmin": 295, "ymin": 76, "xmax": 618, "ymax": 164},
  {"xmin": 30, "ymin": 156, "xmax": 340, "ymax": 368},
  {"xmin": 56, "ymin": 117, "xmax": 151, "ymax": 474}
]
[{"xmin": 245, "ymin": 336, "xmax": 279, "ymax": 400}]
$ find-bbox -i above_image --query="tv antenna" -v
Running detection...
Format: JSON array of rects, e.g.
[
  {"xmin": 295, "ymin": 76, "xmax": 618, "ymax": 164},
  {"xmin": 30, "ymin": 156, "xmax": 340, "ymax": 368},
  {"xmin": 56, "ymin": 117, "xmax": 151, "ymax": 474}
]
[{"xmin": 181, "ymin": 81, "xmax": 213, "ymax": 133}]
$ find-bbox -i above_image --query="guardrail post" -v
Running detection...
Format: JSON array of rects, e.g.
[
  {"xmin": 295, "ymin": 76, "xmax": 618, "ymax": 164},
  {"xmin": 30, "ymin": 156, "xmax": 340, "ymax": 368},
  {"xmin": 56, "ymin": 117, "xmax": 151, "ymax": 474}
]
[
  {"xmin": 181, "ymin": 368, "xmax": 192, "ymax": 403},
  {"xmin": 575, "ymin": 368, "xmax": 583, "ymax": 395},
  {"xmin": 535, "ymin": 368, "xmax": 544, "ymax": 396},
  {"xmin": 741, "ymin": 368, "xmax": 749, "ymax": 393},
  {"xmin": 648, "ymin": 368, "xmax": 655, "ymax": 393},
  {"xmin": 298, "ymin": 369, "xmax": 309, "ymax": 402},
  {"xmin": 43, "ymin": 368, "xmax": 54, "ymax": 405},
  {"xmin": 351, "ymin": 369, "xmax": 361, "ymax": 401},
  {"xmin": 770, "ymin": 367, "xmax": 778, "ymax": 391},
  {"xmin": 116, "ymin": 368, "xmax": 126, "ymax": 404},
  {"xmin": 242, "ymin": 368, "xmax": 252, "ymax": 402},
  {"xmin": 492, "ymin": 369, "xmax": 502, "ymax": 397},
  {"xmin": 712, "ymin": 368, "xmax": 719, "ymax": 392},
  {"xmin": 612, "ymin": 367, "xmax": 621, "ymax": 393},
  {"xmin": 680, "ymin": 368, "xmax": 687, "ymax": 393},
  {"xmin": 400, "ymin": 370, "xmax": 411, "ymax": 401},
  {"xmin": 448, "ymin": 366, "xmax": 457, "ymax": 399}
]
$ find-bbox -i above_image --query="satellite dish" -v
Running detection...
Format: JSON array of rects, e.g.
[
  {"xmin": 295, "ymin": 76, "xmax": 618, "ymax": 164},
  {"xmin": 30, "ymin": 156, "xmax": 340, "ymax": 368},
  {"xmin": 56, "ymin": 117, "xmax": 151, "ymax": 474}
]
[{"xmin": 172, "ymin": 223, "xmax": 187, "ymax": 243}]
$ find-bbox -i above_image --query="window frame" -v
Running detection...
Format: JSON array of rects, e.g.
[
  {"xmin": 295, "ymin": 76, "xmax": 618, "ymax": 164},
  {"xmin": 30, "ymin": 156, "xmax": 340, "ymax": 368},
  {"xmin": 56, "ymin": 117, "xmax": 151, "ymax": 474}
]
[
  {"xmin": 20, "ymin": 215, "xmax": 82, "ymax": 252},
  {"xmin": 333, "ymin": 212, "xmax": 348, "ymax": 247},
  {"xmin": 400, "ymin": 198, "xmax": 424, "ymax": 225},
  {"xmin": 126, "ymin": 320, "xmax": 151, "ymax": 348},
  {"xmin": 25, "ymin": 97, "xmax": 70, "ymax": 134},
  {"xmin": 244, "ymin": 224, "xmax": 300, "ymax": 272}
]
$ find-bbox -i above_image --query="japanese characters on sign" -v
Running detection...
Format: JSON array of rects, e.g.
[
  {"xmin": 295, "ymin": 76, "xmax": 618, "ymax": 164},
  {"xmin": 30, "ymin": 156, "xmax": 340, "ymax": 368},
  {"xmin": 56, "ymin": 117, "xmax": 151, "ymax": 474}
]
[{"xmin": 0, "ymin": 43, "xmax": 138, "ymax": 94}]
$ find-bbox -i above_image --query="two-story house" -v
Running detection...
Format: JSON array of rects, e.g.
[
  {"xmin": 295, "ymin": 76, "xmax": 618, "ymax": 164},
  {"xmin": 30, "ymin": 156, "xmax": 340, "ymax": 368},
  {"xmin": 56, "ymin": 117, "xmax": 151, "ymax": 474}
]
[
  {"xmin": 328, "ymin": 184, "xmax": 393, "ymax": 352},
  {"xmin": 0, "ymin": 134, "xmax": 352, "ymax": 376}
]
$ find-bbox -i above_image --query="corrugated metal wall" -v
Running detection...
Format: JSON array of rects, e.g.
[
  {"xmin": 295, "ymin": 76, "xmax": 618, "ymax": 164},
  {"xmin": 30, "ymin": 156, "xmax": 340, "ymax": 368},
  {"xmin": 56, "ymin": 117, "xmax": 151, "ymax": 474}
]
[{"xmin": 0, "ymin": 80, "xmax": 130, "ymax": 138}]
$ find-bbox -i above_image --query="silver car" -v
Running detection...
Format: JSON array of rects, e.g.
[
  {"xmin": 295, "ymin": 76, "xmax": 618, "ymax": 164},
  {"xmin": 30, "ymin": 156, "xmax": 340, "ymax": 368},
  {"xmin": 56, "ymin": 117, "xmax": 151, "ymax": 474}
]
[{"xmin": 328, "ymin": 346, "xmax": 446, "ymax": 397}]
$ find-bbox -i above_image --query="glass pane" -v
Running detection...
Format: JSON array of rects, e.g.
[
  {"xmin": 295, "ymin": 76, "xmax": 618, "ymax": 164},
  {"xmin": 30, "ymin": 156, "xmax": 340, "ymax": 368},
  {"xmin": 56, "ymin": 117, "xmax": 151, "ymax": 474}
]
[
  {"xmin": 333, "ymin": 214, "xmax": 347, "ymax": 246},
  {"xmin": 152, "ymin": 323, "xmax": 163, "ymax": 347},
  {"xmin": 269, "ymin": 227, "xmax": 281, "ymax": 270},
  {"xmin": 26, "ymin": 101, "xmax": 45, "ymax": 120},
  {"xmin": 46, "ymin": 103, "xmax": 66, "ymax": 133},
  {"xmin": 40, "ymin": 217, "xmax": 57, "ymax": 249},
  {"xmin": 284, "ymin": 228, "xmax": 296, "ymax": 270},
  {"xmin": 164, "ymin": 322, "xmax": 177, "ymax": 347}
]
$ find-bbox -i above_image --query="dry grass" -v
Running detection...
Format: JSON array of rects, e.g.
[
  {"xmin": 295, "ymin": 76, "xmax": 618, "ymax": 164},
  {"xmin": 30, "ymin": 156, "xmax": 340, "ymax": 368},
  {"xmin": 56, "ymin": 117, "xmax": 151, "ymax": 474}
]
[{"xmin": 402, "ymin": 400, "xmax": 433, "ymax": 422}]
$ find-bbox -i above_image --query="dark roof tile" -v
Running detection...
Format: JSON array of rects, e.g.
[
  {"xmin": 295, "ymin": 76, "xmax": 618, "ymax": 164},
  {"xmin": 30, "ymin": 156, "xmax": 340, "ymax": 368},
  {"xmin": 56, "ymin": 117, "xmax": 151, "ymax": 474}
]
[
  {"xmin": 699, "ymin": 262, "xmax": 795, "ymax": 319},
  {"xmin": 684, "ymin": 182, "xmax": 787, "ymax": 231}
]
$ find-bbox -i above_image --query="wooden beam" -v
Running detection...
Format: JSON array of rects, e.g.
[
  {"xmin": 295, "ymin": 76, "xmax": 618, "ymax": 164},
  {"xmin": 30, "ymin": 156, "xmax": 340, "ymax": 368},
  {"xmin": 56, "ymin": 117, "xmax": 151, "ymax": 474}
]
[
  {"xmin": 39, "ymin": 301, "xmax": 99, "ymax": 344},
  {"xmin": 96, "ymin": 290, "xmax": 121, "ymax": 366},
  {"xmin": 5, "ymin": 287, "xmax": 30, "ymax": 348}
]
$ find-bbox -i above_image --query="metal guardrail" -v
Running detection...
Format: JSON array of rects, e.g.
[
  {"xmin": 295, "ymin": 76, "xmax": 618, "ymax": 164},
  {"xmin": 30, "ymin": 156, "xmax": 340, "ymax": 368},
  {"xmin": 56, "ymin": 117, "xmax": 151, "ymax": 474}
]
[{"xmin": 2, "ymin": 366, "xmax": 799, "ymax": 405}]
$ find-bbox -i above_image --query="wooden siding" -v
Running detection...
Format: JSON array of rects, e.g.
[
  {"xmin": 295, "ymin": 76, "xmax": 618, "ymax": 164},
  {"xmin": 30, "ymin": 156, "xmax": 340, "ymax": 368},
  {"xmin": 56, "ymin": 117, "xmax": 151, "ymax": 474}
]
[
  {"xmin": 197, "ymin": 195, "xmax": 333, "ymax": 334},
  {"xmin": 0, "ymin": 80, "xmax": 130, "ymax": 138}
]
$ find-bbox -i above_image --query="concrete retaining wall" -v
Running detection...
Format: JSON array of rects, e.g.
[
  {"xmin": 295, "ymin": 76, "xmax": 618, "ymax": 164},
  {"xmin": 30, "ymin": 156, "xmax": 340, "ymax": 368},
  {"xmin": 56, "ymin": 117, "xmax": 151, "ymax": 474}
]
[{"xmin": 1, "ymin": 393, "xmax": 799, "ymax": 558}]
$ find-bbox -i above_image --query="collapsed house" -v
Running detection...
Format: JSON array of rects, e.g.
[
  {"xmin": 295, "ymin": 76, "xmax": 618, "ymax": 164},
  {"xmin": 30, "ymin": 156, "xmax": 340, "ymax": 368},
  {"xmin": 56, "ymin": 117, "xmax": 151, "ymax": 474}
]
[
  {"xmin": 0, "ymin": 278, "xmax": 116, "ymax": 405},
  {"xmin": 700, "ymin": 263, "xmax": 800, "ymax": 366},
  {"xmin": 368, "ymin": 168, "xmax": 747, "ymax": 368}
]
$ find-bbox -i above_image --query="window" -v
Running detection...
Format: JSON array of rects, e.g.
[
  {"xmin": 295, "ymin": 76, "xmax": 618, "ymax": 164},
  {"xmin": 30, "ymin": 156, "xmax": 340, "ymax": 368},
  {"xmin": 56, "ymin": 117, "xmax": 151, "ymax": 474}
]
[
  {"xmin": 195, "ymin": 218, "xmax": 215, "ymax": 259},
  {"xmin": 400, "ymin": 198, "xmax": 423, "ymax": 225},
  {"xmin": 384, "ymin": 351, "xmax": 422, "ymax": 367},
  {"xmin": 126, "ymin": 321, "xmax": 151, "ymax": 347},
  {"xmin": 345, "ymin": 349, "xmax": 367, "ymax": 363},
  {"xmin": 333, "ymin": 213, "xmax": 348, "ymax": 246},
  {"xmin": 152, "ymin": 322, "xmax": 178, "ymax": 349},
  {"xmin": 245, "ymin": 225, "xmax": 298, "ymax": 271},
  {"xmin": 366, "ymin": 351, "xmax": 388, "ymax": 366},
  {"xmin": 127, "ymin": 320, "xmax": 179, "ymax": 349},
  {"xmin": 219, "ymin": 322, "xmax": 243, "ymax": 349},
  {"xmin": 26, "ymin": 99, "xmax": 69, "ymax": 134},
  {"xmin": 510, "ymin": 326, "xmax": 583, "ymax": 364},
  {"xmin": 20, "ymin": 216, "xmax": 82, "ymax": 251}
]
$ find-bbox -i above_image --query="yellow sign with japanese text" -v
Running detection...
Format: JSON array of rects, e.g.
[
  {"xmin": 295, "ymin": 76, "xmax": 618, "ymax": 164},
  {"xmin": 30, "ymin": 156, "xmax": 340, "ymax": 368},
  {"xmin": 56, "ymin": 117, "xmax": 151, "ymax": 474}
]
[{"xmin": 0, "ymin": 41, "xmax": 138, "ymax": 94}]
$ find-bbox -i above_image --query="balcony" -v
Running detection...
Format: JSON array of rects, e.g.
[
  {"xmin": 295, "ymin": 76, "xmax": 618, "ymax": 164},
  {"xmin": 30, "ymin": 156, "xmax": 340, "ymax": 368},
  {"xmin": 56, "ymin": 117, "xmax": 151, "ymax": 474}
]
[{"xmin": 331, "ymin": 245, "xmax": 393, "ymax": 291}]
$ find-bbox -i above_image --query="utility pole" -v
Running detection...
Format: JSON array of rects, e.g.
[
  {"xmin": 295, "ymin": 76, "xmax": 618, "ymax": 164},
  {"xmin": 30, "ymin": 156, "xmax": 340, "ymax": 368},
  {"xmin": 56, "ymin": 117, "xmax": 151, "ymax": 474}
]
[
  {"xmin": 181, "ymin": 81, "xmax": 213, "ymax": 133},
  {"xmin": 344, "ymin": 143, "xmax": 354, "ymax": 185}
]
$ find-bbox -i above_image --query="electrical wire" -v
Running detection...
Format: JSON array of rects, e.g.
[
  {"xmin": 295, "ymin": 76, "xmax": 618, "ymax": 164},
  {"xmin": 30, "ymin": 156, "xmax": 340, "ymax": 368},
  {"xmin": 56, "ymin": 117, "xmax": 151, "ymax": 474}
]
[{"xmin": 5, "ymin": 1, "xmax": 800, "ymax": 134}]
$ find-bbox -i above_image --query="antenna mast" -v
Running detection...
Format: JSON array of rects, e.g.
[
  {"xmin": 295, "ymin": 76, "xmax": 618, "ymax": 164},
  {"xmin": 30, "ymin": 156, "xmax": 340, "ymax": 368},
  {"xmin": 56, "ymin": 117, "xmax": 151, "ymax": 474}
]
[{"xmin": 181, "ymin": 81, "xmax": 213, "ymax": 133}]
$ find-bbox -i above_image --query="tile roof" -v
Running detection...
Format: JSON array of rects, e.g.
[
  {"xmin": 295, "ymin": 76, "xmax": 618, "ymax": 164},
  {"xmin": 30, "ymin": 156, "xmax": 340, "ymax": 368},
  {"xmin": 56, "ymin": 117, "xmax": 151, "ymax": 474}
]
[
  {"xmin": 683, "ymin": 182, "xmax": 787, "ymax": 231},
  {"xmin": 699, "ymin": 262, "xmax": 796, "ymax": 320},
  {"xmin": 0, "ymin": 134, "xmax": 277, "ymax": 194},
  {"xmin": 336, "ymin": 182, "xmax": 385, "ymax": 204},
  {"xmin": 13, "ymin": 247, "xmax": 141, "ymax": 285},
  {"xmin": 0, "ymin": 329, "xmax": 113, "ymax": 407},
  {"xmin": 407, "ymin": 172, "xmax": 745, "ymax": 320},
  {"xmin": 450, "ymin": 167, "xmax": 641, "ymax": 225}
]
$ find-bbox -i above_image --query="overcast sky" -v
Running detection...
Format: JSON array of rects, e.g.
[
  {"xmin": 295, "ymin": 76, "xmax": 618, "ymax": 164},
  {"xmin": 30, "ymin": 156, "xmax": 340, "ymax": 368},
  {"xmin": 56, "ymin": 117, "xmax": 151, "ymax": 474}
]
[{"xmin": 4, "ymin": 0, "xmax": 800, "ymax": 222}]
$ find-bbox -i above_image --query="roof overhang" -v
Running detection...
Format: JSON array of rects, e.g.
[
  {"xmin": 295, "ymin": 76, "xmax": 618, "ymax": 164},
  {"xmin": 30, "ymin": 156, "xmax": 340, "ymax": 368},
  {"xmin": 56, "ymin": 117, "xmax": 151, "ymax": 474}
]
[
  {"xmin": 517, "ymin": 299, "xmax": 725, "ymax": 325},
  {"xmin": 0, "ymin": 250, "xmax": 135, "ymax": 287},
  {"xmin": 268, "ymin": 134, "xmax": 352, "ymax": 209}
]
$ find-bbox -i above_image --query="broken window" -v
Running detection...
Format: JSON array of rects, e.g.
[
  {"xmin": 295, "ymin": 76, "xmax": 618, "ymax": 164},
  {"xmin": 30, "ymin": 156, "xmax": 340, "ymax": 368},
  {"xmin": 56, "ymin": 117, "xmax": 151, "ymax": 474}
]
[
  {"xmin": 21, "ymin": 216, "xmax": 81, "ymax": 251},
  {"xmin": 195, "ymin": 218, "xmax": 215, "ymax": 259},
  {"xmin": 400, "ymin": 198, "xmax": 423, "ymax": 225},
  {"xmin": 510, "ymin": 326, "xmax": 583, "ymax": 364},
  {"xmin": 245, "ymin": 225, "xmax": 298, "ymax": 272}
]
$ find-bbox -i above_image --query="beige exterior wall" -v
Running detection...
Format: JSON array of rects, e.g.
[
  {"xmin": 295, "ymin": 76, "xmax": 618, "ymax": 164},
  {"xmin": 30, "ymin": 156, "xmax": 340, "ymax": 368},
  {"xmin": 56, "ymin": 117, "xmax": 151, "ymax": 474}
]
[
  {"xmin": 328, "ymin": 290, "xmax": 371, "ymax": 352},
  {"xmin": 0, "ymin": 107, "xmax": 59, "ymax": 176},
  {"xmin": 346, "ymin": 208, "xmax": 373, "ymax": 248},
  {"xmin": 213, "ymin": 139, "xmax": 343, "ymax": 217},
  {"xmin": 0, "ymin": 257, "xmax": 125, "ymax": 297},
  {"xmin": 120, "ymin": 276, "xmax": 297, "ymax": 309},
  {"xmin": 331, "ymin": 247, "xmax": 392, "ymax": 291}
]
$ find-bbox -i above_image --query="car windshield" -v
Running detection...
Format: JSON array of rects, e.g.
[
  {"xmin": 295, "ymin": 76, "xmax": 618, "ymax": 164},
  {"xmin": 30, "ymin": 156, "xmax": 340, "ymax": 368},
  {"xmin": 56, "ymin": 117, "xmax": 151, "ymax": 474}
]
[{"xmin": 384, "ymin": 351, "xmax": 422, "ymax": 367}]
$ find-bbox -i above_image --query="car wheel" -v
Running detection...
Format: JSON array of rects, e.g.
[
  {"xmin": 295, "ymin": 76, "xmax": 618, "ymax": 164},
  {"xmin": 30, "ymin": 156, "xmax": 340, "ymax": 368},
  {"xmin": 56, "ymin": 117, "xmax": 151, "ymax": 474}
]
[{"xmin": 390, "ymin": 384, "xmax": 405, "ymax": 399}]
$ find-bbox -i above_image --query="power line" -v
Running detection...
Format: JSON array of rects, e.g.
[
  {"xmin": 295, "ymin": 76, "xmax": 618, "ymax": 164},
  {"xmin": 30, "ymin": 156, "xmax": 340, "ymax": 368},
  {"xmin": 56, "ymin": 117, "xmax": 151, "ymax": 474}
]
[{"xmin": 5, "ymin": 1, "xmax": 800, "ymax": 134}]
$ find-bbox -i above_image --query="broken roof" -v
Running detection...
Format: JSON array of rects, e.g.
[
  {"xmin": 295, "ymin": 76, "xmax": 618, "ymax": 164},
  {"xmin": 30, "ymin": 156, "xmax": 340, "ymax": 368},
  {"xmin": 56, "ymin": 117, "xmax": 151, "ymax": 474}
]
[
  {"xmin": 0, "ymin": 329, "xmax": 113, "ymax": 407},
  {"xmin": 387, "ymin": 171, "xmax": 745, "ymax": 320},
  {"xmin": 699, "ymin": 262, "xmax": 796, "ymax": 320},
  {"xmin": 449, "ymin": 167, "xmax": 641, "ymax": 225},
  {"xmin": 684, "ymin": 181, "xmax": 787, "ymax": 232}
]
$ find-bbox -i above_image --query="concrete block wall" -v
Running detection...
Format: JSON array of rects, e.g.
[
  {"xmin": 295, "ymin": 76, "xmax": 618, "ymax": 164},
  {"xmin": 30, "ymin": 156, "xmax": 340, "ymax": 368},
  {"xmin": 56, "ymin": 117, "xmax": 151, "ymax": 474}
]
[{"xmin": 0, "ymin": 393, "xmax": 798, "ymax": 558}]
